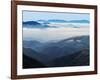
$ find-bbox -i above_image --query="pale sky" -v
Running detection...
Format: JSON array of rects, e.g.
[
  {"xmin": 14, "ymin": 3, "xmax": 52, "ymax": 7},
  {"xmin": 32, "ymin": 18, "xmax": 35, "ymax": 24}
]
[{"xmin": 22, "ymin": 10, "xmax": 90, "ymax": 22}]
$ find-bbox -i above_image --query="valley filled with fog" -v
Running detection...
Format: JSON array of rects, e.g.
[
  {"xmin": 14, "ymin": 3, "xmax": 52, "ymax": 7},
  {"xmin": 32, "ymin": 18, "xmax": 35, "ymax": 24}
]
[{"xmin": 23, "ymin": 22, "xmax": 89, "ymax": 42}]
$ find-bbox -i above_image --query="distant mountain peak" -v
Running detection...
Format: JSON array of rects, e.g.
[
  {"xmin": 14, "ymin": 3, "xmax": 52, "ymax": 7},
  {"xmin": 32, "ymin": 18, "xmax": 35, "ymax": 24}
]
[
  {"xmin": 37, "ymin": 19, "xmax": 90, "ymax": 23},
  {"xmin": 67, "ymin": 20, "xmax": 89, "ymax": 23},
  {"xmin": 23, "ymin": 21, "xmax": 41, "ymax": 25},
  {"xmin": 48, "ymin": 19, "xmax": 67, "ymax": 23}
]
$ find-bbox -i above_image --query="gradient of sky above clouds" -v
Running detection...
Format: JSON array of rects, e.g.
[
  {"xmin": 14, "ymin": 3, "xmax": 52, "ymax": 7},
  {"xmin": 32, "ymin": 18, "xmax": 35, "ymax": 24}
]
[{"xmin": 22, "ymin": 11, "xmax": 90, "ymax": 22}]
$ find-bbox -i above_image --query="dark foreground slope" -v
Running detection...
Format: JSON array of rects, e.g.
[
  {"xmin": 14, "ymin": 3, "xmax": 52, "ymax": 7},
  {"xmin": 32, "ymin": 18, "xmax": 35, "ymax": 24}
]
[{"xmin": 23, "ymin": 54, "xmax": 46, "ymax": 68}]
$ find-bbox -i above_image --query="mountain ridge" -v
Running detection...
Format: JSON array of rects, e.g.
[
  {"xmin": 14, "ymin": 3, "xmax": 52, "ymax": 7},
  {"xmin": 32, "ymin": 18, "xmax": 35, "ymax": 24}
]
[{"xmin": 23, "ymin": 36, "xmax": 89, "ymax": 65}]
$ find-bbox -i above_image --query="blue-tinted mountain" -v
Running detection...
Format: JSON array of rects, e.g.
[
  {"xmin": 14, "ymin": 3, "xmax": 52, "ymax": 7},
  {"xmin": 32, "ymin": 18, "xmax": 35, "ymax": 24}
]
[
  {"xmin": 37, "ymin": 36, "xmax": 89, "ymax": 61},
  {"xmin": 23, "ymin": 21, "xmax": 41, "ymax": 28},
  {"xmin": 23, "ymin": 36, "xmax": 89, "ymax": 68},
  {"xmin": 23, "ymin": 48, "xmax": 47, "ymax": 62},
  {"xmin": 23, "ymin": 21, "xmax": 51, "ymax": 28},
  {"xmin": 38, "ymin": 19, "xmax": 89, "ymax": 23},
  {"xmin": 23, "ymin": 40, "xmax": 41, "ymax": 49},
  {"xmin": 48, "ymin": 19, "xmax": 67, "ymax": 23},
  {"xmin": 38, "ymin": 20, "xmax": 47, "ymax": 22},
  {"xmin": 37, "ymin": 20, "xmax": 49, "ymax": 23},
  {"xmin": 67, "ymin": 20, "xmax": 89, "ymax": 23},
  {"xmin": 23, "ymin": 36, "xmax": 89, "ymax": 62},
  {"xmin": 23, "ymin": 48, "xmax": 89, "ymax": 68},
  {"xmin": 23, "ymin": 21, "xmax": 41, "ymax": 25},
  {"xmin": 23, "ymin": 19, "xmax": 89, "ymax": 29},
  {"xmin": 50, "ymin": 49, "xmax": 89, "ymax": 67}
]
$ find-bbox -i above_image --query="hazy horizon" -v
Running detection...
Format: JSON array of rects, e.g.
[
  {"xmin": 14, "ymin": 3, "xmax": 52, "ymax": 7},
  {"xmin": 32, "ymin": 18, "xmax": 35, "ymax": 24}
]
[{"xmin": 22, "ymin": 11, "xmax": 90, "ymax": 42}]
